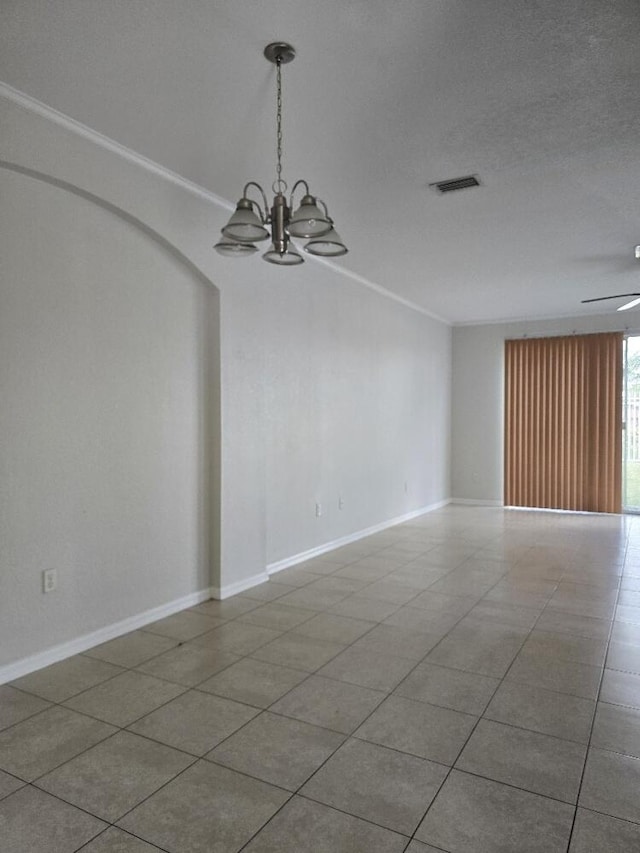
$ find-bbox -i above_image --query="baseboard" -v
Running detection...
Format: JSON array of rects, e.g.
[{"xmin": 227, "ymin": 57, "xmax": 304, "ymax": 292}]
[
  {"xmin": 0, "ymin": 587, "xmax": 212, "ymax": 685},
  {"xmin": 211, "ymin": 571, "xmax": 270, "ymax": 601},
  {"xmin": 450, "ymin": 498, "xmax": 504, "ymax": 507},
  {"xmin": 267, "ymin": 499, "xmax": 451, "ymax": 575}
]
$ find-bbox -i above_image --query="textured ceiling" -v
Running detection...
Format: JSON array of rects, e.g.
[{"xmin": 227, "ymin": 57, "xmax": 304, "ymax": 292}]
[{"xmin": 2, "ymin": 0, "xmax": 640, "ymax": 324}]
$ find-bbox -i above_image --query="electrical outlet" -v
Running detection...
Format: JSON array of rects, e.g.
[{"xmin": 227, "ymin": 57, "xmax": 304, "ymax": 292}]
[
  {"xmin": 42, "ymin": 568, "xmax": 57, "ymax": 593},
  {"xmin": 338, "ymin": 495, "xmax": 344, "ymax": 510},
  {"xmin": 315, "ymin": 502, "xmax": 322, "ymax": 517},
  {"xmin": 404, "ymin": 481, "xmax": 408, "ymax": 494}
]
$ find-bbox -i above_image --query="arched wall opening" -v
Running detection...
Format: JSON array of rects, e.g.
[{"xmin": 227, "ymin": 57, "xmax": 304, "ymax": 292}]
[{"xmin": 0, "ymin": 164, "xmax": 221, "ymax": 670}]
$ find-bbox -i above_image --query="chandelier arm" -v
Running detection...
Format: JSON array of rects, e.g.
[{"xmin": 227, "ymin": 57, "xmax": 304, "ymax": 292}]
[
  {"xmin": 242, "ymin": 181, "xmax": 269, "ymax": 222},
  {"xmin": 289, "ymin": 179, "xmax": 310, "ymax": 208}
]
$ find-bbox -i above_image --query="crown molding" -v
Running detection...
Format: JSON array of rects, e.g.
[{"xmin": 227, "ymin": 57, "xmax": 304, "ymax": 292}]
[
  {"xmin": 314, "ymin": 255, "xmax": 449, "ymax": 323},
  {"xmin": 0, "ymin": 80, "xmax": 449, "ymax": 324},
  {"xmin": 0, "ymin": 80, "xmax": 234, "ymax": 212}
]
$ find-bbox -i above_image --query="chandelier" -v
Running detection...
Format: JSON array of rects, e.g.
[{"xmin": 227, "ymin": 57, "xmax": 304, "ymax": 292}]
[{"xmin": 214, "ymin": 42, "xmax": 348, "ymax": 265}]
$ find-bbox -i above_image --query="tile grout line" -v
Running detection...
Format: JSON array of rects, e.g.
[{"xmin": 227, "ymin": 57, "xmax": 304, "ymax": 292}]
[
  {"xmin": 563, "ymin": 525, "xmax": 630, "ymax": 852},
  {"xmin": 400, "ymin": 540, "xmax": 573, "ymax": 849}
]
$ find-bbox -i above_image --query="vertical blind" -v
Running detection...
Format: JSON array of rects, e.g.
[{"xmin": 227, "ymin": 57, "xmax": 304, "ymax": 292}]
[{"xmin": 504, "ymin": 332, "xmax": 623, "ymax": 513}]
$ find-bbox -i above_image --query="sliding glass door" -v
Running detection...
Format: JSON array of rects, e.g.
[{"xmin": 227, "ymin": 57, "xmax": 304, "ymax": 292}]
[{"xmin": 623, "ymin": 334, "xmax": 640, "ymax": 512}]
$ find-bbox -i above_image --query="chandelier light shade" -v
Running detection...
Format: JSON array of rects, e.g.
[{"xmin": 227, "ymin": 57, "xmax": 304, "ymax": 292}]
[
  {"xmin": 214, "ymin": 42, "xmax": 348, "ymax": 266},
  {"xmin": 213, "ymin": 235, "xmax": 259, "ymax": 256},
  {"xmin": 305, "ymin": 227, "xmax": 348, "ymax": 257},
  {"xmin": 222, "ymin": 198, "xmax": 269, "ymax": 243},
  {"xmin": 287, "ymin": 195, "xmax": 332, "ymax": 238}
]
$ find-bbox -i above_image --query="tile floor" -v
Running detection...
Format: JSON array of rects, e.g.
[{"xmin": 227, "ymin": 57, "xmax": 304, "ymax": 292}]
[{"xmin": 2, "ymin": 506, "xmax": 640, "ymax": 851}]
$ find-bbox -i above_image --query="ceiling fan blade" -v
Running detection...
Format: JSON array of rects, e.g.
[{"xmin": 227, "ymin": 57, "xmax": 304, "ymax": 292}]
[{"xmin": 581, "ymin": 293, "xmax": 640, "ymax": 304}]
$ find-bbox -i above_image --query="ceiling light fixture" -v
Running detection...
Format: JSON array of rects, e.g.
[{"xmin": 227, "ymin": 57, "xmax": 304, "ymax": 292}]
[{"xmin": 215, "ymin": 42, "xmax": 347, "ymax": 265}]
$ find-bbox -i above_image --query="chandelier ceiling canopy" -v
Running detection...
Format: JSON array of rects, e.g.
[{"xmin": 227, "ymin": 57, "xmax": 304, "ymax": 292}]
[{"xmin": 215, "ymin": 42, "xmax": 348, "ymax": 266}]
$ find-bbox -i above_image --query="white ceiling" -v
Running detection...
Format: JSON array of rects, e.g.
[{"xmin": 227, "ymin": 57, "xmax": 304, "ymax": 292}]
[{"xmin": 2, "ymin": 0, "xmax": 640, "ymax": 324}]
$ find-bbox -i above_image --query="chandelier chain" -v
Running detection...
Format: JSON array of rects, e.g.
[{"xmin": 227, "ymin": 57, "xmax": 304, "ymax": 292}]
[{"xmin": 274, "ymin": 57, "xmax": 287, "ymax": 194}]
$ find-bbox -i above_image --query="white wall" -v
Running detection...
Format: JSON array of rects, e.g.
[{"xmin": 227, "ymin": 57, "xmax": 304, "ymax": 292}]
[
  {"xmin": 0, "ymin": 167, "xmax": 219, "ymax": 669},
  {"xmin": 452, "ymin": 313, "xmax": 637, "ymax": 502},
  {"xmin": 0, "ymin": 89, "xmax": 452, "ymax": 676},
  {"xmin": 264, "ymin": 279, "xmax": 451, "ymax": 564}
]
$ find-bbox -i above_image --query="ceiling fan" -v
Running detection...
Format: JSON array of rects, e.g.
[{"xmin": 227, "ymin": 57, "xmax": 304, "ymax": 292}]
[{"xmin": 581, "ymin": 246, "xmax": 640, "ymax": 311}]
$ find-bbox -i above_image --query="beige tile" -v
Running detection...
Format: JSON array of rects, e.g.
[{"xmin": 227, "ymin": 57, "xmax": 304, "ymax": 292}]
[
  {"xmin": 329, "ymin": 595, "xmax": 401, "ymax": 622},
  {"xmin": 428, "ymin": 575, "xmax": 496, "ymax": 597},
  {"xmin": 579, "ymin": 747, "xmax": 640, "ymax": 823},
  {"xmin": 600, "ymin": 668, "xmax": 640, "ymax": 709},
  {"xmin": 416, "ymin": 770, "xmax": 574, "ymax": 853},
  {"xmin": 251, "ymin": 633, "xmax": 346, "ymax": 672},
  {"xmin": 37, "ymin": 731, "xmax": 193, "ymax": 822},
  {"xmin": 190, "ymin": 621, "xmax": 282, "ymax": 655},
  {"xmin": 0, "ymin": 685, "xmax": 51, "ymax": 731},
  {"xmin": 0, "ymin": 785, "xmax": 107, "ymax": 853},
  {"xmin": 456, "ymin": 719, "xmax": 586, "ymax": 803},
  {"xmin": 426, "ymin": 619, "xmax": 528, "ymax": 678},
  {"xmin": 190, "ymin": 597, "xmax": 259, "ymax": 619},
  {"xmin": 466, "ymin": 601, "xmax": 541, "ymax": 628},
  {"xmin": 333, "ymin": 562, "xmax": 395, "ymax": 581},
  {"xmin": 270, "ymin": 675, "xmax": 385, "ymax": 734},
  {"xmin": 135, "ymin": 643, "xmax": 240, "ymax": 686},
  {"xmin": 141, "ymin": 610, "xmax": 223, "ymax": 641},
  {"xmin": 83, "ymin": 630, "xmax": 178, "ymax": 668},
  {"xmin": 239, "ymin": 581, "xmax": 298, "ymax": 602},
  {"xmin": 383, "ymin": 606, "xmax": 460, "ymax": 634},
  {"xmin": 483, "ymin": 585, "xmax": 553, "ymax": 610},
  {"xmin": 610, "ymin": 621, "xmax": 640, "ymax": 646},
  {"xmin": 355, "ymin": 694, "xmax": 477, "ymax": 765},
  {"xmin": 615, "ymin": 604, "xmax": 640, "ymax": 624},
  {"xmin": 197, "ymin": 657, "xmax": 307, "ymax": 708},
  {"xmin": 242, "ymin": 795, "xmax": 407, "ymax": 853},
  {"xmin": 64, "ymin": 670, "xmax": 186, "ymax": 726},
  {"xmin": 276, "ymin": 586, "xmax": 352, "ymax": 611},
  {"xmin": 535, "ymin": 610, "xmax": 611, "ymax": 640},
  {"xmin": 395, "ymin": 662, "xmax": 500, "ymax": 714},
  {"xmin": 0, "ymin": 705, "xmax": 116, "ymax": 781},
  {"xmin": 506, "ymin": 654, "xmax": 602, "ymax": 700},
  {"xmin": 520, "ymin": 630, "xmax": 607, "ymax": 667},
  {"xmin": 79, "ymin": 827, "xmax": 166, "ymax": 852},
  {"xmin": 607, "ymin": 640, "xmax": 640, "ymax": 674},
  {"xmin": 0, "ymin": 769, "xmax": 24, "ymax": 800},
  {"xmin": 118, "ymin": 759, "xmax": 289, "ymax": 852},
  {"xmin": 11, "ymin": 655, "xmax": 123, "ymax": 702},
  {"xmin": 294, "ymin": 556, "xmax": 347, "ymax": 573},
  {"xmin": 267, "ymin": 568, "xmax": 326, "ymax": 587},
  {"xmin": 237, "ymin": 602, "xmax": 316, "ymax": 631},
  {"xmin": 300, "ymin": 737, "xmax": 447, "ymax": 835},
  {"xmin": 292, "ymin": 613, "xmax": 375, "ymax": 644},
  {"xmin": 350, "ymin": 624, "xmax": 441, "ymax": 660},
  {"xmin": 359, "ymin": 580, "xmax": 421, "ymax": 605},
  {"xmin": 484, "ymin": 681, "xmax": 595, "ymax": 743},
  {"xmin": 569, "ymin": 808, "xmax": 640, "ymax": 852},
  {"xmin": 591, "ymin": 702, "xmax": 640, "ymax": 758},
  {"xmin": 306, "ymin": 575, "xmax": 369, "ymax": 595},
  {"xmin": 128, "ymin": 690, "xmax": 258, "ymax": 754},
  {"xmin": 384, "ymin": 567, "xmax": 447, "ymax": 590},
  {"xmin": 547, "ymin": 597, "xmax": 615, "ymax": 620},
  {"xmin": 207, "ymin": 711, "xmax": 344, "ymax": 790},
  {"xmin": 318, "ymin": 646, "xmax": 416, "ymax": 692}
]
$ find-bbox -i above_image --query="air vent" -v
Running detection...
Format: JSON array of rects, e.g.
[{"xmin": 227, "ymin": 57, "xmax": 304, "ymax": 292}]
[{"xmin": 430, "ymin": 175, "xmax": 481, "ymax": 194}]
